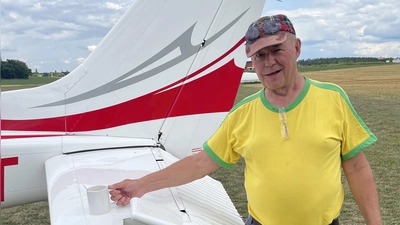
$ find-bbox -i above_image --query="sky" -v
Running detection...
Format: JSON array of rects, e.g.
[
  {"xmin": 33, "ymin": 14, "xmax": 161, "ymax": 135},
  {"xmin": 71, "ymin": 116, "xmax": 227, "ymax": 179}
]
[{"xmin": 1, "ymin": 0, "xmax": 399, "ymax": 73}]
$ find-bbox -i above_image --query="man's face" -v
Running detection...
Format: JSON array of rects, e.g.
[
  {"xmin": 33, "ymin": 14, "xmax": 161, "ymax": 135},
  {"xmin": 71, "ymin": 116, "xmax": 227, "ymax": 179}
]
[{"xmin": 251, "ymin": 35, "xmax": 301, "ymax": 91}]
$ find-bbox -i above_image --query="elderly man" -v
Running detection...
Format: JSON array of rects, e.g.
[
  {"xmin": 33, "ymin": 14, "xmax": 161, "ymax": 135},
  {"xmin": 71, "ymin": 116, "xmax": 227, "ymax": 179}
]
[{"xmin": 109, "ymin": 14, "xmax": 382, "ymax": 225}]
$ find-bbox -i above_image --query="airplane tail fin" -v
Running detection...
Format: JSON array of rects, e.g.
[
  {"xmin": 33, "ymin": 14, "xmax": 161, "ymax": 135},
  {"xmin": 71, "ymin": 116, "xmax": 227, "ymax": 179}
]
[{"xmin": 2, "ymin": 0, "xmax": 266, "ymax": 158}]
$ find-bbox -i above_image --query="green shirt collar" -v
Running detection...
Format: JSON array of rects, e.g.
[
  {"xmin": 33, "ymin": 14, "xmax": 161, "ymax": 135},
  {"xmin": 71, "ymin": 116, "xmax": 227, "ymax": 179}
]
[{"xmin": 260, "ymin": 77, "xmax": 310, "ymax": 112}]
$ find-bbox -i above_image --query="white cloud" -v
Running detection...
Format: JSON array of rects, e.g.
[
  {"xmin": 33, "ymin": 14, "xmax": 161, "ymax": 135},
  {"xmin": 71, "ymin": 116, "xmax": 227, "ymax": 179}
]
[
  {"xmin": 1, "ymin": 36, "xmax": 17, "ymax": 52},
  {"xmin": 32, "ymin": 2, "xmax": 42, "ymax": 11},
  {"xmin": 105, "ymin": 2, "xmax": 124, "ymax": 10},
  {"xmin": 88, "ymin": 45, "xmax": 97, "ymax": 52},
  {"xmin": 8, "ymin": 11, "xmax": 20, "ymax": 20},
  {"xmin": 1, "ymin": 0, "xmax": 36, "ymax": 6},
  {"xmin": 77, "ymin": 58, "xmax": 86, "ymax": 64},
  {"xmin": 265, "ymin": 0, "xmax": 400, "ymax": 59},
  {"xmin": 354, "ymin": 42, "xmax": 400, "ymax": 57}
]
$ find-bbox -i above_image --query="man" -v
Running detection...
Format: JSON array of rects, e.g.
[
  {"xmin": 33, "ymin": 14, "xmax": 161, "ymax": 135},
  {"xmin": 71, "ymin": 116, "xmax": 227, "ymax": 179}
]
[{"xmin": 109, "ymin": 14, "xmax": 382, "ymax": 225}]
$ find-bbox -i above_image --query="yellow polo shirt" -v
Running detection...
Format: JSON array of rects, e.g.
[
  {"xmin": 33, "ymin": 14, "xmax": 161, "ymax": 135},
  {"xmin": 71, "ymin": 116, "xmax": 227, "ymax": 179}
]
[{"xmin": 203, "ymin": 77, "xmax": 376, "ymax": 225}]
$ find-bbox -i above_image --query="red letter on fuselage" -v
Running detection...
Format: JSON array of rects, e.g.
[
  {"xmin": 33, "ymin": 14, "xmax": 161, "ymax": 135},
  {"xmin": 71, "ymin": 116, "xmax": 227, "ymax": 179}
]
[{"xmin": 1, "ymin": 157, "xmax": 19, "ymax": 202}]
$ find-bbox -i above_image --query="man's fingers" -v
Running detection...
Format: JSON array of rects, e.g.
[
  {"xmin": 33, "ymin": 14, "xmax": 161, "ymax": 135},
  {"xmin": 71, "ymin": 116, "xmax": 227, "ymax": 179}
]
[
  {"xmin": 111, "ymin": 192, "xmax": 131, "ymax": 205},
  {"xmin": 116, "ymin": 196, "xmax": 129, "ymax": 206},
  {"xmin": 110, "ymin": 194, "xmax": 120, "ymax": 202},
  {"xmin": 109, "ymin": 189, "xmax": 121, "ymax": 196},
  {"xmin": 121, "ymin": 197, "xmax": 131, "ymax": 206},
  {"xmin": 108, "ymin": 180, "xmax": 134, "ymax": 206},
  {"xmin": 108, "ymin": 182, "xmax": 124, "ymax": 190}
]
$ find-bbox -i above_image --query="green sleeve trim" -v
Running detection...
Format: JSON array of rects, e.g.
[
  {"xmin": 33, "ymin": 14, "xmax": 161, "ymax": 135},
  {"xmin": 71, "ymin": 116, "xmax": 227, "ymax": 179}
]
[
  {"xmin": 203, "ymin": 142, "xmax": 235, "ymax": 168},
  {"xmin": 342, "ymin": 135, "xmax": 377, "ymax": 160}
]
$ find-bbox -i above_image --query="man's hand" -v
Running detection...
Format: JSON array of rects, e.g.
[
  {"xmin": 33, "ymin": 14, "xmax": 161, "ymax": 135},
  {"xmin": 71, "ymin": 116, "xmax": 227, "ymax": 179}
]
[{"xmin": 108, "ymin": 179, "xmax": 145, "ymax": 206}]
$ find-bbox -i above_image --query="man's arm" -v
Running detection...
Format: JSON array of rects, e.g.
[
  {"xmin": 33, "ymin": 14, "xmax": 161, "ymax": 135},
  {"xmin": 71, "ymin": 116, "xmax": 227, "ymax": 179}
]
[
  {"xmin": 109, "ymin": 150, "xmax": 220, "ymax": 206},
  {"xmin": 342, "ymin": 151, "xmax": 382, "ymax": 225}
]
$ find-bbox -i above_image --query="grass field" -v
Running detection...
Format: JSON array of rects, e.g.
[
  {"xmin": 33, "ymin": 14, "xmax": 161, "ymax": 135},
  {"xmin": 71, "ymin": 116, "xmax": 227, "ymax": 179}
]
[
  {"xmin": 1, "ymin": 77, "xmax": 59, "ymax": 92},
  {"xmin": 1, "ymin": 64, "xmax": 400, "ymax": 224}
]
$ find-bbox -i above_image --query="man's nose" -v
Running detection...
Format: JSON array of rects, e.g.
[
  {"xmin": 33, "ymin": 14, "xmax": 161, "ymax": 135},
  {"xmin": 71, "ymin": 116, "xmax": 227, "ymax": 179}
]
[{"xmin": 263, "ymin": 54, "xmax": 276, "ymax": 67}]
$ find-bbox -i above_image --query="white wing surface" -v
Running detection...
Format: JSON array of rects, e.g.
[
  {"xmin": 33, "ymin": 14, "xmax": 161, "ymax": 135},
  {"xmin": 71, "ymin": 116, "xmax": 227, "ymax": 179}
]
[{"xmin": 45, "ymin": 147, "xmax": 244, "ymax": 225}]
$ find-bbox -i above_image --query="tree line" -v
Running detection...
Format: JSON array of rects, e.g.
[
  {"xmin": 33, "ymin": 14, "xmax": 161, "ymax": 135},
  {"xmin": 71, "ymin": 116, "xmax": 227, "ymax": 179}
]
[
  {"xmin": 1, "ymin": 57, "xmax": 393, "ymax": 79},
  {"xmin": 297, "ymin": 57, "xmax": 390, "ymax": 66},
  {"xmin": 1, "ymin": 59, "xmax": 70, "ymax": 79},
  {"xmin": 1, "ymin": 59, "xmax": 32, "ymax": 79}
]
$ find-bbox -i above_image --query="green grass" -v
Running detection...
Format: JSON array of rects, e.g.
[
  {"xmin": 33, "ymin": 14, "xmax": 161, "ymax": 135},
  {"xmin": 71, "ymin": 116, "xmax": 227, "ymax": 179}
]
[
  {"xmin": 1, "ymin": 65, "xmax": 400, "ymax": 224},
  {"xmin": 0, "ymin": 202, "xmax": 50, "ymax": 225},
  {"xmin": 1, "ymin": 76, "xmax": 59, "ymax": 85},
  {"xmin": 1, "ymin": 77, "xmax": 60, "ymax": 92}
]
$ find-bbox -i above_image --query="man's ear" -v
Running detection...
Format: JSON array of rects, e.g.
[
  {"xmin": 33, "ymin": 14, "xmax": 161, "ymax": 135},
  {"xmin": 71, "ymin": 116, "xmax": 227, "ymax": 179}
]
[{"xmin": 295, "ymin": 38, "xmax": 301, "ymax": 58}]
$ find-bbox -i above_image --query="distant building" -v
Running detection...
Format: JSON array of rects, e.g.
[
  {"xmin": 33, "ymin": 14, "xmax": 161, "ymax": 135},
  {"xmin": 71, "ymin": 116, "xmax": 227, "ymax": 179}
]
[
  {"xmin": 245, "ymin": 60, "xmax": 254, "ymax": 71},
  {"xmin": 393, "ymin": 58, "xmax": 400, "ymax": 63}
]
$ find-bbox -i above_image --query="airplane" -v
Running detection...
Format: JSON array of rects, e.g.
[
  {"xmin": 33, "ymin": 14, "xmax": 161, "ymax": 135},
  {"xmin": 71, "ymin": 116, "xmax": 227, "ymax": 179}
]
[
  {"xmin": 241, "ymin": 72, "xmax": 260, "ymax": 83},
  {"xmin": 1, "ymin": 0, "xmax": 266, "ymax": 224}
]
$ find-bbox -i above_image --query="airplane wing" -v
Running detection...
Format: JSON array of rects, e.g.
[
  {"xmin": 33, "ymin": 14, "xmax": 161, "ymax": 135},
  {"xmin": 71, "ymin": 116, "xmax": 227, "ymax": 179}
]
[{"xmin": 45, "ymin": 144, "xmax": 244, "ymax": 225}]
